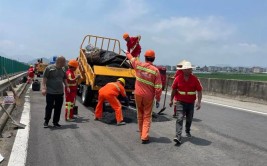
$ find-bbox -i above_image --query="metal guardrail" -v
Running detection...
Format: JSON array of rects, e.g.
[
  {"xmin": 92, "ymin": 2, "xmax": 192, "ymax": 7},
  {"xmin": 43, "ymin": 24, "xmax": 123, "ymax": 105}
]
[{"xmin": 0, "ymin": 72, "xmax": 27, "ymax": 93}]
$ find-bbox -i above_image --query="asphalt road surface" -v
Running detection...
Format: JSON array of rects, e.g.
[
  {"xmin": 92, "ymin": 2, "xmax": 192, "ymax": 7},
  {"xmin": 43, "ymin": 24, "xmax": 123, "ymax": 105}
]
[{"xmin": 23, "ymin": 87, "xmax": 267, "ymax": 166}]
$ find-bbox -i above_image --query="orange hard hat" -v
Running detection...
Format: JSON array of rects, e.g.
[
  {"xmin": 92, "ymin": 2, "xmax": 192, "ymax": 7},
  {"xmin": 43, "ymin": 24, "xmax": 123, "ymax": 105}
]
[
  {"xmin": 144, "ymin": 49, "xmax": 155, "ymax": 58},
  {"xmin": 68, "ymin": 59, "xmax": 78, "ymax": 68},
  {"xmin": 123, "ymin": 33, "xmax": 129, "ymax": 39}
]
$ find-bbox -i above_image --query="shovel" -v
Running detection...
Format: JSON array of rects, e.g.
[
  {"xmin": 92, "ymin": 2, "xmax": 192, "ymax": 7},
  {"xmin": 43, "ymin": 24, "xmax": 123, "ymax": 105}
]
[
  {"xmin": 120, "ymin": 36, "xmax": 140, "ymax": 67},
  {"xmin": 158, "ymin": 76, "xmax": 170, "ymax": 115},
  {"xmin": 120, "ymin": 49, "xmax": 129, "ymax": 66},
  {"xmin": 0, "ymin": 104, "xmax": 26, "ymax": 129},
  {"xmin": 122, "ymin": 105, "xmax": 136, "ymax": 112}
]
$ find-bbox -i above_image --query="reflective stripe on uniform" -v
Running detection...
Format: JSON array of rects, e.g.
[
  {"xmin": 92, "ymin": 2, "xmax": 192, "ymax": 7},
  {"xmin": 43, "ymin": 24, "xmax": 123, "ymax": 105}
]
[
  {"xmin": 178, "ymin": 91, "xmax": 196, "ymax": 95},
  {"xmin": 136, "ymin": 65, "xmax": 157, "ymax": 75},
  {"xmin": 155, "ymin": 84, "xmax": 162, "ymax": 89},
  {"xmin": 68, "ymin": 74, "xmax": 76, "ymax": 81},
  {"xmin": 110, "ymin": 83, "xmax": 120, "ymax": 92},
  {"xmin": 65, "ymin": 102, "xmax": 74, "ymax": 119},
  {"xmin": 136, "ymin": 76, "xmax": 162, "ymax": 89}
]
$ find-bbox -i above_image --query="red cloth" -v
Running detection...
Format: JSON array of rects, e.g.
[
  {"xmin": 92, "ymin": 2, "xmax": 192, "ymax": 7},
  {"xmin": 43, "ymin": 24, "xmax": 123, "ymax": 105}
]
[
  {"xmin": 172, "ymin": 74, "xmax": 202, "ymax": 103},
  {"xmin": 65, "ymin": 86, "xmax": 77, "ymax": 120},
  {"xmin": 65, "ymin": 69, "xmax": 77, "ymax": 120},
  {"xmin": 174, "ymin": 70, "xmax": 183, "ymax": 78},
  {"xmin": 127, "ymin": 37, "xmax": 141, "ymax": 57},
  {"xmin": 28, "ymin": 67, "xmax": 34, "ymax": 78},
  {"xmin": 65, "ymin": 69, "xmax": 77, "ymax": 87},
  {"xmin": 174, "ymin": 70, "xmax": 183, "ymax": 100}
]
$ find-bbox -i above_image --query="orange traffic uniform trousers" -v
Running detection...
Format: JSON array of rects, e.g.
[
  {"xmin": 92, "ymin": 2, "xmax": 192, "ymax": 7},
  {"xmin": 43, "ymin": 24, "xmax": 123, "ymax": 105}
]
[
  {"xmin": 95, "ymin": 92, "xmax": 123, "ymax": 123},
  {"xmin": 135, "ymin": 94, "xmax": 154, "ymax": 141},
  {"xmin": 65, "ymin": 86, "xmax": 77, "ymax": 120}
]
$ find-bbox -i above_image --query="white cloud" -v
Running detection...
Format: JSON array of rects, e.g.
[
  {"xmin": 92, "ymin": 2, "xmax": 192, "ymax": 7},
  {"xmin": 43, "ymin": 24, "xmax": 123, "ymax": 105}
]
[{"xmin": 144, "ymin": 16, "xmax": 235, "ymax": 43}]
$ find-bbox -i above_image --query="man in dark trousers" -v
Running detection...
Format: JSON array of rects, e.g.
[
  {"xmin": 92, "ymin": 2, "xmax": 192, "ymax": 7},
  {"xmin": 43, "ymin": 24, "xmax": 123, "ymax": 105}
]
[
  {"xmin": 169, "ymin": 61, "xmax": 202, "ymax": 144},
  {"xmin": 42, "ymin": 56, "xmax": 68, "ymax": 128}
]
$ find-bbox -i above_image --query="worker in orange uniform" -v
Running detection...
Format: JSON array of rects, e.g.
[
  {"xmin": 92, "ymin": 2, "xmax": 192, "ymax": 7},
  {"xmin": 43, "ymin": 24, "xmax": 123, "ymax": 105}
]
[
  {"xmin": 169, "ymin": 61, "xmax": 202, "ymax": 144},
  {"xmin": 125, "ymin": 49, "xmax": 162, "ymax": 144},
  {"xmin": 94, "ymin": 78, "xmax": 129, "ymax": 126},
  {"xmin": 27, "ymin": 65, "xmax": 35, "ymax": 83},
  {"xmin": 172, "ymin": 60, "xmax": 187, "ymax": 117},
  {"xmin": 65, "ymin": 59, "xmax": 80, "ymax": 121},
  {"xmin": 123, "ymin": 33, "xmax": 142, "ymax": 59}
]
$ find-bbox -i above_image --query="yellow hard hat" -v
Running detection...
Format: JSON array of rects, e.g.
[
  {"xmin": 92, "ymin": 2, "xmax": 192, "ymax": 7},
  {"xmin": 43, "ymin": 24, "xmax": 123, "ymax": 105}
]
[{"xmin": 117, "ymin": 78, "xmax": 125, "ymax": 86}]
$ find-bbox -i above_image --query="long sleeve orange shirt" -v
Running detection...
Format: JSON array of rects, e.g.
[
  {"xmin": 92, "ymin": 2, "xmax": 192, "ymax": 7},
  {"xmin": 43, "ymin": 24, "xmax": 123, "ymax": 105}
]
[{"xmin": 126, "ymin": 53, "xmax": 162, "ymax": 102}]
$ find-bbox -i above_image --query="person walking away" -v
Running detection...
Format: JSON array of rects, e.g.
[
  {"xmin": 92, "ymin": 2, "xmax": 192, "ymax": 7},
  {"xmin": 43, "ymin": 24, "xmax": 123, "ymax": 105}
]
[
  {"xmin": 123, "ymin": 33, "xmax": 141, "ymax": 60},
  {"xmin": 27, "ymin": 65, "xmax": 35, "ymax": 83},
  {"xmin": 169, "ymin": 61, "xmax": 202, "ymax": 144},
  {"xmin": 125, "ymin": 49, "xmax": 162, "ymax": 144},
  {"xmin": 65, "ymin": 59, "xmax": 80, "ymax": 122},
  {"xmin": 172, "ymin": 60, "xmax": 188, "ymax": 117},
  {"xmin": 94, "ymin": 78, "xmax": 129, "ymax": 126},
  {"xmin": 42, "ymin": 56, "xmax": 69, "ymax": 128}
]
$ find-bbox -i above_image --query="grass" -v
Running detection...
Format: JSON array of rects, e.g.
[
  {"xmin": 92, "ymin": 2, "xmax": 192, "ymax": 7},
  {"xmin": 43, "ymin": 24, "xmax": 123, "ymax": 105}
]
[{"xmin": 193, "ymin": 72, "xmax": 267, "ymax": 82}]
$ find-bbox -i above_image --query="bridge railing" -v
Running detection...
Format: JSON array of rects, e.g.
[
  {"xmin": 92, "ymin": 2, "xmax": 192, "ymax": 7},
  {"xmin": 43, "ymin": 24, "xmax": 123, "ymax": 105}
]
[{"xmin": 0, "ymin": 56, "xmax": 29, "ymax": 80}]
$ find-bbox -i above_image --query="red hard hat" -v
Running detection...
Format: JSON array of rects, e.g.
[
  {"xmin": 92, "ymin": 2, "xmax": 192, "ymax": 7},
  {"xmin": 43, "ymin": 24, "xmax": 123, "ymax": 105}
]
[
  {"xmin": 68, "ymin": 59, "xmax": 78, "ymax": 68},
  {"xmin": 144, "ymin": 49, "xmax": 155, "ymax": 58}
]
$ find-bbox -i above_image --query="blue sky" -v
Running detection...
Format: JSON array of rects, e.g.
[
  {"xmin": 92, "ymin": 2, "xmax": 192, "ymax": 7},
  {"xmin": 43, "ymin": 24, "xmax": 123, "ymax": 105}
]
[{"xmin": 0, "ymin": 0, "xmax": 266, "ymax": 67}]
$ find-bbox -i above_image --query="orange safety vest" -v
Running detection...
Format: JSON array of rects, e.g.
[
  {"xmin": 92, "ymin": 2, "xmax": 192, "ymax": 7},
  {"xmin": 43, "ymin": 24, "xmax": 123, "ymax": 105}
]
[{"xmin": 126, "ymin": 53, "xmax": 162, "ymax": 101}]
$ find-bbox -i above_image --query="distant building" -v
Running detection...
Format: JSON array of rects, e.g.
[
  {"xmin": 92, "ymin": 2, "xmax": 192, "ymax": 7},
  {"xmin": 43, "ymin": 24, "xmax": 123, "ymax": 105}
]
[
  {"xmin": 252, "ymin": 67, "xmax": 264, "ymax": 73},
  {"xmin": 171, "ymin": 66, "xmax": 176, "ymax": 71},
  {"xmin": 165, "ymin": 65, "xmax": 172, "ymax": 71}
]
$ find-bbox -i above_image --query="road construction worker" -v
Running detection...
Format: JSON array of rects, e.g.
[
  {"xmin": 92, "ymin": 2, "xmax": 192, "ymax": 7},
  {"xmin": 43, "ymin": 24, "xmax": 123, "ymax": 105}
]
[
  {"xmin": 65, "ymin": 59, "xmax": 80, "ymax": 121},
  {"xmin": 123, "ymin": 33, "xmax": 141, "ymax": 59},
  {"xmin": 125, "ymin": 49, "xmax": 162, "ymax": 144},
  {"xmin": 94, "ymin": 78, "xmax": 129, "ymax": 126},
  {"xmin": 27, "ymin": 65, "xmax": 35, "ymax": 83},
  {"xmin": 173, "ymin": 60, "xmax": 188, "ymax": 117},
  {"xmin": 169, "ymin": 61, "xmax": 203, "ymax": 144}
]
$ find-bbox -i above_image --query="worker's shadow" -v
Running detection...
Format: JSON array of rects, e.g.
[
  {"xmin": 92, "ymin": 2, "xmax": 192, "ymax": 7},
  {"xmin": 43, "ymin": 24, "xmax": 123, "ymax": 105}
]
[
  {"xmin": 49, "ymin": 124, "xmax": 79, "ymax": 130},
  {"xmin": 74, "ymin": 116, "xmax": 90, "ymax": 123},
  {"xmin": 149, "ymin": 136, "xmax": 172, "ymax": 144},
  {"xmin": 183, "ymin": 136, "xmax": 211, "ymax": 146}
]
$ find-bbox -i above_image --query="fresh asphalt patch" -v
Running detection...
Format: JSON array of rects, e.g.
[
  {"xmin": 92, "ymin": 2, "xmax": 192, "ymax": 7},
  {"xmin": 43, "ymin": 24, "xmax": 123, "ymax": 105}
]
[{"xmin": 92, "ymin": 105, "xmax": 171, "ymax": 125}]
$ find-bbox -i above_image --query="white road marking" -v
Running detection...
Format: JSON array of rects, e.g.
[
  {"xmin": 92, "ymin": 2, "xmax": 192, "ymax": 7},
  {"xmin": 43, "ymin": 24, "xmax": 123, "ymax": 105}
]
[
  {"xmin": 8, "ymin": 85, "xmax": 31, "ymax": 166},
  {"xmin": 166, "ymin": 92, "xmax": 267, "ymax": 116},
  {"xmin": 202, "ymin": 100, "xmax": 267, "ymax": 116}
]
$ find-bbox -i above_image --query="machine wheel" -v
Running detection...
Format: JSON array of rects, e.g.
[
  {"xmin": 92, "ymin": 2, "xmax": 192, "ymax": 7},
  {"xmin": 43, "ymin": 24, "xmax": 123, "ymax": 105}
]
[
  {"xmin": 81, "ymin": 85, "xmax": 93, "ymax": 106},
  {"xmin": 77, "ymin": 84, "xmax": 83, "ymax": 96}
]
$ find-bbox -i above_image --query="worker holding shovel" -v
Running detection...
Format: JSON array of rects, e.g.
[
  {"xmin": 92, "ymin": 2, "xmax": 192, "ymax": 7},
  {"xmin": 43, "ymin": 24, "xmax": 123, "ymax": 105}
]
[
  {"xmin": 94, "ymin": 78, "xmax": 129, "ymax": 126},
  {"xmin": 123, "ymin": 33, "xmax": 141, "ymax": 60}
]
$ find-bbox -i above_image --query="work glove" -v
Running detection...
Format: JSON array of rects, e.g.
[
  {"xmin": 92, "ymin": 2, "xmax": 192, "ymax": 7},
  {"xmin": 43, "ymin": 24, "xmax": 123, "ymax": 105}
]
[{"xmin": 156, "ymin": 102, "xmax": 160, "ymax": 108}]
